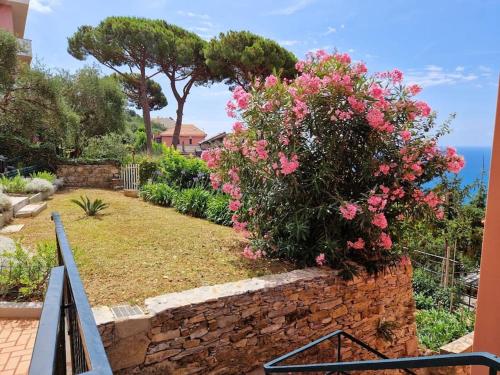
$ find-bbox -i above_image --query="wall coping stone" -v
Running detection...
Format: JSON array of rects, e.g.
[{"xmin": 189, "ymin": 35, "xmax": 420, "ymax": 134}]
[
  {"xmin": 145, "ymin": 268, "xmax": 333, "ymax": 315},
  {"xmin": 440, "ymin": 331, "xmax": 474, "ymax": 354}
]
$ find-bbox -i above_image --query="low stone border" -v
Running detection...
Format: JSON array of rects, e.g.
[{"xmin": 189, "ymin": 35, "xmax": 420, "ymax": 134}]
[
  {"xmin": 0, "ymin": 301, "xmax": 42, "ymax": 319},
  {"xmin": 94, "ymin": 264, "xmax": 418, "ymax": 374},
  {"xmin": 440, "ymin": 331, "xmax": 474, "ymax": 354}
]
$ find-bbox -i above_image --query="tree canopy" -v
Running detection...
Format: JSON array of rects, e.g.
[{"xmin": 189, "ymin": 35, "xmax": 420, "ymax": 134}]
[
  {"xmin": 153, "ymin": 21, "xmax": 214, "ymax": 147},
  {"xmin": 0, "ymin": 30, "xmax": 18, "ymax": 94},
  {"xmin": 204, "ymin": 30, "xmax": 297, "ymax": 90},
  {"xmin": 56, "ymin": 67, "xmax": 126, "ymax": 156},
  {"xmin": 118, "ymin": 73, "xmax": 167, "ymax": 111},
  {"xmin": 68, "ymin": 17, "xmax": 164, "ymax": 154}
]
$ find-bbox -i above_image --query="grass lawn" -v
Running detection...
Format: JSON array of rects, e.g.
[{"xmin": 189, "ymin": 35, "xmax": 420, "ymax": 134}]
[{"xmin": 9, "ymin": 188, "xmax": 292, "ymax": 306}]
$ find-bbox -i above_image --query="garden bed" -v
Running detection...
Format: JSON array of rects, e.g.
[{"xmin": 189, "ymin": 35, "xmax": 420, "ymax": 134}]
[{"xmin": 7, "ymin": 188, "xmax": 292, "ymax": 306}]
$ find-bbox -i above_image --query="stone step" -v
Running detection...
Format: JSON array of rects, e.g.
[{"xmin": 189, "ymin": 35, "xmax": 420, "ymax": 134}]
[
  {"xmin": 0, "ymin": 224, "xmax": 24, "ymax": 234},
  {"xmin": 14, "ymin": 202, "xmax": 47, "ymax": 218},
  {"xmin": 7, "ymin": 196, "xmax": 30, "ymax": 213}
]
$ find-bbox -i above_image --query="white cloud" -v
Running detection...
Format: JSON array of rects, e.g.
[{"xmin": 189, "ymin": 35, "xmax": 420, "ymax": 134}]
[
  {"xmin": 268, "ymin": 0, "xmax": 314, "ymax": 15},
  {"xmin": 405, "ymin": 65, "xmax": 479, "ymax": 87},
  {"xmin": 324, "ymin": 26, "xmax": 337, "ymax": 35},
  {"xmin": 30, "ymin": 0, "xmax": 61, "ymax": 14},
  {"xmin": 177, "ymin": 10, "xmax": 210, "ymax": 19},
  {"xmin": 279, "ymin": 40, "xmax": 301, "ymax": 46},
  {"xmin": 455, "ymin": 66, "xmax": 465, "ymax": 72}
]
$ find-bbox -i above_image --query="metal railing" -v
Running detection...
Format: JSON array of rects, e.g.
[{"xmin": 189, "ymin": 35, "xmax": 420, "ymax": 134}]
[
  {"xmin": 264, "ymin": 329, "xmax": 500, "ymax": 374},
  {"xmin": 29, "ymin": 213, "xmax": 112, "ymax": 375}
]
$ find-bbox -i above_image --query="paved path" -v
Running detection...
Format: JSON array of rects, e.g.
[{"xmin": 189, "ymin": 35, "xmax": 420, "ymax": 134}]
[{"xmin": 0, "ymin": 319, "xmax": 38, "ymax": 375}]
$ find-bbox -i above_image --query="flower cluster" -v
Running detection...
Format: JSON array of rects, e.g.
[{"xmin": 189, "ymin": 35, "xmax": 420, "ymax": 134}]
[{"xmin": 203, "ymin": 50, "xmax": 464, "ymax": 275}]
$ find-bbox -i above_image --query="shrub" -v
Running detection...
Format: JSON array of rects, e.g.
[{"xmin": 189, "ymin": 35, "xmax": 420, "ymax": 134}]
[
  {"xmin": 206, "ymin": 194, "xmax": 232, "ymax": 226},
  {"xmin": 81, "ymin": 133, "xmax": 130, "ymax": 162},
  {"xmin": 25, "ymin": 178, "xmax": 55, "ymax": 194},
  {"xmin": 416, "ymin": 308, "xmax": 475, "ymax": 351},
  {"xmin": 140, "ymin": 183, "xmax": 177, "ymax": 207},
  {"xmin": 30, "ymin": 170, "xmax": 56, "ymax": 183},
  {"xmin": 0, "ymin": 192, "xmax": 12, "ymax": 212},
  {"xmin": 0, "ymin": 174, "xmax": 27, "ymax": 194},
  {"xmin": 158, "ymin": 147, "xmax": 209, "ymax": 189},
  {"xmin": 0, "ymin": 241, "xmax": 57, "ymax": 301},
  {"xmin": 174, "ymin": 187, "xmax": 211, "ymax": 218},
  {"xmin": 412, "ymin": 268, "xmax": 459, "ymax": 310},
  {"xmin": 139, "ymin": 159, "xmax": 160, "ymax": 185},
  {"xmin": 205, "ymin": 50, "xmax": 465, "ymax": 275},
  {"xmin": 71, "ymin": 195, "xmax": 109, "ymax": 216}
]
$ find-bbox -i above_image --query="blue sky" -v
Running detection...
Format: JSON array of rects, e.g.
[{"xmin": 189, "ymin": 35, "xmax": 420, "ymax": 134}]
[{"xmin": 26, "ymin": 0, "xmax": 499, "ymax": 147}]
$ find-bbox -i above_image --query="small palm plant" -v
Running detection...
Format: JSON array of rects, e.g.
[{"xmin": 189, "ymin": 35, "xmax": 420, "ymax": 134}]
[{"xmin": 71, "ymin": 196, "xmax": 109, "ymax": 217}]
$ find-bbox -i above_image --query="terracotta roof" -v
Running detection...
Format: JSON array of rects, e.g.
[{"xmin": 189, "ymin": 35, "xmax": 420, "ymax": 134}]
[
  {"xmin": 200, "ymin": 132, "xmax": 226, "ymax": 144},
  {"xmin": 159, "ymin": 124, "xmax": 206, "ymax": 137}
]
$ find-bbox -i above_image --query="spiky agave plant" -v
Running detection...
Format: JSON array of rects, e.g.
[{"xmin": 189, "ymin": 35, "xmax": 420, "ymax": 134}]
[{"xmin": 71, "ymin": 196, "xmax": 109, "ymax": 216}]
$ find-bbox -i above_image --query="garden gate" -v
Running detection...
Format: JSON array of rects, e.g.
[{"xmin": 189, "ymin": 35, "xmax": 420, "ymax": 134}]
[{"xmin": 121, "ymin": 164, "xmax": 139, "ymax": 191}]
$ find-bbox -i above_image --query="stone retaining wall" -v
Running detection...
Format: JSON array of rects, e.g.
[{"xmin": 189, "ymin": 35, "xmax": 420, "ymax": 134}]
[
  {"xmin": 57, "ymin": 163, "xmax": 120, "ymax": 189},
  {"xmin": 94, "ymin": 264, "xmax": 418, "ymax": 374}
]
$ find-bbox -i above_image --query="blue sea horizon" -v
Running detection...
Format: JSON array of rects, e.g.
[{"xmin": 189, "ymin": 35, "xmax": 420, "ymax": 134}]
[{"xmin": 456, "ymin": 146, "xmax": 491, "ymax": 189}]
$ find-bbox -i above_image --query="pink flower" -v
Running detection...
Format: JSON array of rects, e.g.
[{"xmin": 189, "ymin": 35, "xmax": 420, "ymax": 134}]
[
  {"xmin": 353, "ymin": 62, "xmax": 368, "ymax": 75},
  {"xmin": 210, "ymin": 173, "xmax": 221, "ymax": 190},
  {"xmin": 378, "ymin": 232, "xmax": 392, "ymax": 249},
  {"xmin": 232, "ymin": 121, "xmax": 246, "ymax": 134},
  {"xmin": 415, "ymin": 101, "xmax": 431, "ymax": 117},
  {"xmin": 447, "ymin": 156, "xmax": 465, "ymax": 173},
  {"xmin": 348, "ymin": 96, "xmax": 366, "ymax": 113},
  {"xmin": 222, "ymin": 183, "xmax": 234, "ymax": 194},
  {"xmin": 229, "ymin": 200, "xmax": 241, "ymax": 211},
  {"xmin": 400, "ymin": 130, "xmax": 411, "ymax": 142},
  {"xmin": 372, "ymin": 213, "xmax": 388, "ymax": 229},
  {"xmin": 265, "ymin": 74, "xmax": 278, "ymax": 88},
  {"xmin": 201, "ymin": 148, "xmax": 221, "ymax": 168},
  {"xmin": 232, "ymin": 86, "xmax": 251, "ymax": 110},
  {"xmin": 295, "ymin": 61, "xmax": 305, "ymax": 72},
  {"xmin": 378, "ymin": 164, "xmax": 390, "ymax": 175},
  {"xmin": 390, "ymin": 69, "xmax": 403, "ymax": 83},
  {"xmin": 423, "ymin": 191, "xmax": 441, "ymax": 208},
  {"xmin": 228, "ymin": 167, "xmax": 240, "ymax": 183},
  {"xmin": 226, "ymin": 100, "xmax": 237, "ymax": 118},
  {"xmin": 279, "ymin": 152, "xmax": 300, "ymax": 175},
  {"xmin": 380, "ymin": 185, "xmax": 390, "ymax": 195},
  {"xmin": 242, "ymin": 246, "xmax": 264, "ymax": 260},
  {"xmin": 435, "ymin": 209, "xmax": 445, "ymax": 220},
  {"xmin": 367, "ymin": 193, "xmax": 387, "ymax": 211},
  {"xmin": 366, "ymin": 108, "xmax": 385, "ymax": 129},
  {"xmin": 408, "ymin": 84, "xmax": 422, "ymax": 96},
  {"xmin": 340, "ymin": 203, "xmax": 358, "ymax": 220},
  {"xmin": 446, "ymin": 146, "xmax": 457, "ymax": 157},
  {"xmin": 292, "ymin": 99, "xmax": 309, "ymax": 121},
  {"xmin": 369, "ymin": 84, "xmax": 384, "ymax": 99},
  {"xmin": 255, "ymin": 140, "xmax": 269, "ymax": 160},
  {"xmin": 315, "ymin": 253, "xmax": 326, "ymax": 266},
  {"xmin": 347, "ymin": 238, "xmax": 365, "ymax": 250}
]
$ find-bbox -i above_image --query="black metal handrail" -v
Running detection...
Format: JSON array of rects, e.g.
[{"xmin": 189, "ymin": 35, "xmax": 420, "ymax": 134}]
[
  {"xmin": 264, "ymin": 329, "xmax": 500, "ymax": 374},
  {"xmin": 29, "ymin": 212, "xmax": 112, "ymax": 375}
]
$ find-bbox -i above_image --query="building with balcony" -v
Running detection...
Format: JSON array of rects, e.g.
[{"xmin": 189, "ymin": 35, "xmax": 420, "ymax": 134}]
[{"xmin": 0, "ymin": 0, "xmax": 31, "ymax": 64}]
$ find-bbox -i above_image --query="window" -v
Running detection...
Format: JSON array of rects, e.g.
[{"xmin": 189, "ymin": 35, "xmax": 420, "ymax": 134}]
[{"xmin": 189, "ymin": 138, "xmax": 193, "ymax": 145}]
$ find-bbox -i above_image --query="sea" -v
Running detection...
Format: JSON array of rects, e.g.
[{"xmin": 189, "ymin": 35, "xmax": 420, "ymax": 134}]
[{"xmin": 455, "ymin": 147, "xmax": 492, "ymax": 189}]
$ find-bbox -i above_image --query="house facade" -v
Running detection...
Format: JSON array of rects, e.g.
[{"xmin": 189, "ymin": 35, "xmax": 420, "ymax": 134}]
[
  {"xmin": 0, "ymin": 0, "xmax": 31, "ymax": 63},
  {"xmin": 155, "ymin": 124, "xmax": 207, "ymax": 155}
]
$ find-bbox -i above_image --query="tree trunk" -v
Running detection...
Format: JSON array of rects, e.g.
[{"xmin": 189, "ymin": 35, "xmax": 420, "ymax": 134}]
[
  {"xmin": 139, "ymin": 72, "xmax": 153, "ymax": 155},
  {"xmin": 172, "ymin": 99, "xmax": 185, "ymax": 149}
]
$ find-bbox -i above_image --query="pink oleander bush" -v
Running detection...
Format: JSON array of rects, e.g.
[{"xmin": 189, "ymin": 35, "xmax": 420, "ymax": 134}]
[{"xmin": 202, "ymin": 50, "xmax": 465, "ymax": 277}]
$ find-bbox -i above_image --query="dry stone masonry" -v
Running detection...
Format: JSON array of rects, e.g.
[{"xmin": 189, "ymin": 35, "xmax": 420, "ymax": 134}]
[
  {"xmin": 56, "ymin": 163, "xmax": 120, "ymax": 189},
  {"xmin": 95, "ymin": 264, "xmax": 418, "ymax": 374}
]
